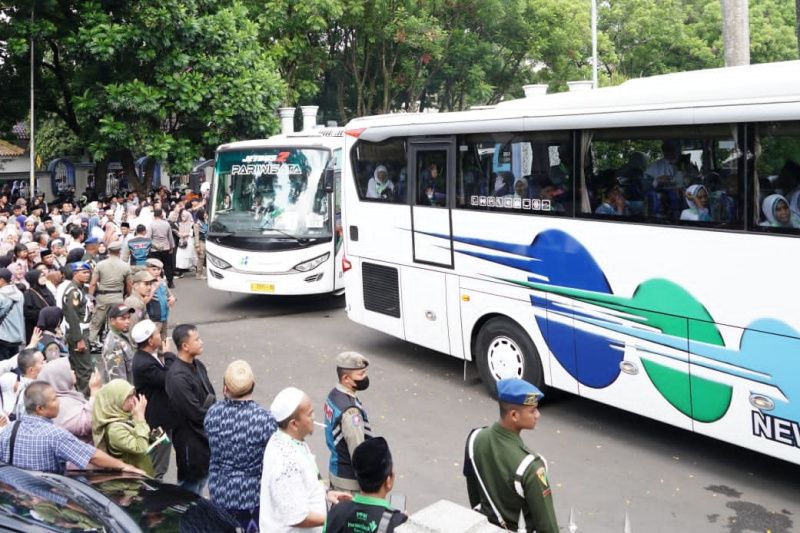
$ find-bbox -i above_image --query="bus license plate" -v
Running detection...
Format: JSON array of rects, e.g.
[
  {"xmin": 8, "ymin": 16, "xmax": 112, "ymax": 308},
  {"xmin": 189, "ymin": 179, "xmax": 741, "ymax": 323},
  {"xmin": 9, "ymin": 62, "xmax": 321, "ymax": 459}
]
[{"xmin": 250, "ymin": 282, "xmax": 275, "ymax": 293}]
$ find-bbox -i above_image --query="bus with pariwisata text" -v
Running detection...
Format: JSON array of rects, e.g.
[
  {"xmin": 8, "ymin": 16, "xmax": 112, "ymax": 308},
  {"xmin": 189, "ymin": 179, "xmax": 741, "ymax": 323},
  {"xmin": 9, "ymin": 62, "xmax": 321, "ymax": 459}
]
[
  {"xmin": 340, "ymin": 60, "xmax": 800, "ymax": 465},
  {"xmin": 206, "ymin": 126, "xmax": 345, "ymax": 295}
]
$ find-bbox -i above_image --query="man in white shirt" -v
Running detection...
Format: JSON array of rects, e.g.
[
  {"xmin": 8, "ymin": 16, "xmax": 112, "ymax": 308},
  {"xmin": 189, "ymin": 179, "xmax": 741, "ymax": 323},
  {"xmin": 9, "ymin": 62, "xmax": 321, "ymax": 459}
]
[
  {"xmin": 0, "ymin": 347, "xmax": 44, "ymax": 421},
  {"xmin": 259, "ymin": 387, "xmax": 351, "ymax": 532}
]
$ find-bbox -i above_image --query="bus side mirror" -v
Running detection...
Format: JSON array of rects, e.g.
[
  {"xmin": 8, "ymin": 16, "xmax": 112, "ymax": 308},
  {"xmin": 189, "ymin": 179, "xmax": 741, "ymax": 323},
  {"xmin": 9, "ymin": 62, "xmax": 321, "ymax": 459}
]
[{"xmin": 323, "ymin": 169, "xmax": 335, "ymax": 193}]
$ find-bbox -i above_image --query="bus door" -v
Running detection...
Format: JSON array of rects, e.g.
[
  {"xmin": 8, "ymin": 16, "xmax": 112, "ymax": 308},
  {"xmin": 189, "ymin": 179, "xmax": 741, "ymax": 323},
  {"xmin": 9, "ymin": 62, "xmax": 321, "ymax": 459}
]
[
  {"xmin": 409, "ymin": 139, "xmax": 455, "ymax": 267},
  {"xmin": 401, "ymin": 139, "xmax": 455, "ymax": 354}
]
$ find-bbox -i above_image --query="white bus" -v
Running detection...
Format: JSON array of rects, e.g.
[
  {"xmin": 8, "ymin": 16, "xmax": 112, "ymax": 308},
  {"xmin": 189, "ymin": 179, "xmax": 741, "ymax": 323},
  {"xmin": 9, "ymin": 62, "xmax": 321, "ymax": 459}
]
[
  {"xmin": 341, "ymin": 61, "xmax": 800, "ymax": 464},
  {"xmin": 207, "ymin": 128, "xmax": 345, "ymax": 295}
]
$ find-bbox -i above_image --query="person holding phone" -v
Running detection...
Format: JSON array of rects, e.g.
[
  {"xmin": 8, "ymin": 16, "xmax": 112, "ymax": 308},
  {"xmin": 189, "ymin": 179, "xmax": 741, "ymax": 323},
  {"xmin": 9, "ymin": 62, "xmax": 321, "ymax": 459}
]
[{"xmin": 324, "ymin": 437, "xmax": 407, "ymax": 532}]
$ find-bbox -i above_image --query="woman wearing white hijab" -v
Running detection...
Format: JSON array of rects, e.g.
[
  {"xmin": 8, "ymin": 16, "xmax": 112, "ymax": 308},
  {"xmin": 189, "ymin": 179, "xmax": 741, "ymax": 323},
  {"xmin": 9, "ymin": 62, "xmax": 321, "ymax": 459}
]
[
  {"xmin": 760, "ymin": 193, "xmax": 800, "ymax": 228},
  {"xmin": 680, "ymin": 184, "xmax": 711, "ymax": 222},
  {"xmin": 365, "ymin": 165, "xmax": 394, "ymax": 200}
]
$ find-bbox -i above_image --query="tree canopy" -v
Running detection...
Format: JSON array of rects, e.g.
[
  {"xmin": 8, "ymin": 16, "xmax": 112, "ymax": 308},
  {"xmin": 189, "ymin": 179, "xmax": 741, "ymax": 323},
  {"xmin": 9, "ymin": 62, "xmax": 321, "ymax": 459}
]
[{"xmin": 0, "ymin": 0, "xmax": 797, "ymax": 188}]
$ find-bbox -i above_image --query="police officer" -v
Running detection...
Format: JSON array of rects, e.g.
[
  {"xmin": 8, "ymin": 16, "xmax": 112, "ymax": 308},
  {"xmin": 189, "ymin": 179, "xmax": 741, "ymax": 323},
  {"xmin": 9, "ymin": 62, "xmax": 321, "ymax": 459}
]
[
  {"xmin": 463, "ymin": 378, "xmax": 558, "ymax": 533},
  {"xmin": 324, "ymin": 351, "xmax": 373, "ymax": 493},
  {"xmin": 100, "ymin": 304, "xmax": 136, "ymax": 384},
  {"xmin": 62, "ymin": 261, "xmax": 93, "ymax": 395},
  {"xmin": 87, "ymin": 241, "xmax": 132, "ymax": 349}
]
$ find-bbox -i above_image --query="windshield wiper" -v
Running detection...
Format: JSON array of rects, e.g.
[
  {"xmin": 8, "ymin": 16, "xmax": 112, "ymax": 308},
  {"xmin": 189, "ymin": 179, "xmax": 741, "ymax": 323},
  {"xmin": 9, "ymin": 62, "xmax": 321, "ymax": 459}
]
[
  {"xmin": 262, "ymin": 228, "xmax": 311, "ymax": 246},
  {"xmin": 207, "ymin": 231, "xmax": 233, "ymax": 239}
]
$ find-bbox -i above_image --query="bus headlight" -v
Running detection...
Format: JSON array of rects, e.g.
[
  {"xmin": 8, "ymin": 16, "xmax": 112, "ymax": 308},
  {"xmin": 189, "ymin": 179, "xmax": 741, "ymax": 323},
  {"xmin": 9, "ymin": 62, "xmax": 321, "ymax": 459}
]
[
  {"xmin": 293, "ymin": 253, "xmax": 330, "ymax": 272},
  {"xmin": 207, "ymin": 253, "xmax": 232, "ymax": 270}
]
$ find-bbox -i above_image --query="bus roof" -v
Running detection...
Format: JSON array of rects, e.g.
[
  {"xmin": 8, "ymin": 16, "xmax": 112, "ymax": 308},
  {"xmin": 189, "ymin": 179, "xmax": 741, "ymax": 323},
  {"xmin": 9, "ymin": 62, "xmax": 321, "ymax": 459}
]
[
  {"xmin": 216, "ymin": 127, "xmax": 345, "ymax": 152},
  {"xmin": 346, "ymin": 61, "xmax": 800, "ymax": 142}
]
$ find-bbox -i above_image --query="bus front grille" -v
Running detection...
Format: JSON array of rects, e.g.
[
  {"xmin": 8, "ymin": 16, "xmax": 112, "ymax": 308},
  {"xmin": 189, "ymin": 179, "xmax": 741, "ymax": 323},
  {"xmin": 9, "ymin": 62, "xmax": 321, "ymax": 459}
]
[{"xmin": 362, "ymin": 262, "xmax": 401, "ymax": 318}]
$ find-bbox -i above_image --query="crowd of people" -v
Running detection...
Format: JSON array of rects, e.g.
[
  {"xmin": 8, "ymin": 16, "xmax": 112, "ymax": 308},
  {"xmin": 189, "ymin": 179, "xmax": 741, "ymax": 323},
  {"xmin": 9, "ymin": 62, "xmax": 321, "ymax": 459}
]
[{"xmin": 0, "ymin": 184, "xmax": 559, "ymax": 533}]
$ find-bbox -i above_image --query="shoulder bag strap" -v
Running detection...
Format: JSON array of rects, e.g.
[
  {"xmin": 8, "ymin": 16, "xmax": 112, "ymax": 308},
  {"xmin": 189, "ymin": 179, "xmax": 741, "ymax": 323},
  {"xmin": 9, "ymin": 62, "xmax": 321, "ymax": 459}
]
[
  {"xmin": 377, "ymin": 509, "xmax": 395, "ymax": 533},
  {"xmin": 467, "ymin": 427, "xmax": 509, "ymax": 529},
  {"xmin": 8, "ymin": 419, "xmax": 21, "ymax": 466}
]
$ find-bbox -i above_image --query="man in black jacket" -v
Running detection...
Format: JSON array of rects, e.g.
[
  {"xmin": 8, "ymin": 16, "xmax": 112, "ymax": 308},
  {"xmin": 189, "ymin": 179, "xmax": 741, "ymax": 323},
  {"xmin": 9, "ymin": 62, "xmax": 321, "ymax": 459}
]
[
  {"xmin": 165, "ymin": 323, "xmax": 215, "ymax": 495},
  {"xmin": 131, "ymin": 319, "xmax": 175, "ymax": 481}
]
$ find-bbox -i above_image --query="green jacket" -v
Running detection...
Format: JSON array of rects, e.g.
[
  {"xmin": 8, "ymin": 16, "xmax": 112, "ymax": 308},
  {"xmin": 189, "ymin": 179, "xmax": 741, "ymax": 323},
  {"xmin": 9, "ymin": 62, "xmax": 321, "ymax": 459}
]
[{"xmin": 464, "ymin": 423, "xmax": 558, "ymax": 533}]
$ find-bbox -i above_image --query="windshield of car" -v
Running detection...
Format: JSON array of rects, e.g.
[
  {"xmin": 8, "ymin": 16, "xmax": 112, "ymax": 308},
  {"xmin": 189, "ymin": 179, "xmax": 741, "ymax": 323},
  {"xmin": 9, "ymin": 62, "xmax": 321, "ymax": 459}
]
[
  {"xmin": 211, "ymin": 147, "xmax": 332, "ymax": 239},
  {"xmin": 0, "ymin": 466, "xmax": 105, "ymax": 531}
]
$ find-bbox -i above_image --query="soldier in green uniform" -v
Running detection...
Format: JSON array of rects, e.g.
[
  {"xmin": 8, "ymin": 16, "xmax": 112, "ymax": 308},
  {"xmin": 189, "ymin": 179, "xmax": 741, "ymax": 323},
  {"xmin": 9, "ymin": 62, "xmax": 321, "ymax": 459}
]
[
  {"xmin": 87, "ymin": 241, "xmax": 131, "ymax": 349},
  {"xmin": 463, "ymin": 378, "xmax": 558, "ymax": 533},
  {"xmin": 100, "ymin": 304, "xmax": 136, "ymax": 383},
  {"xmin": 62, "ymin": 261, "xmax": 93, "ymax": 395}
]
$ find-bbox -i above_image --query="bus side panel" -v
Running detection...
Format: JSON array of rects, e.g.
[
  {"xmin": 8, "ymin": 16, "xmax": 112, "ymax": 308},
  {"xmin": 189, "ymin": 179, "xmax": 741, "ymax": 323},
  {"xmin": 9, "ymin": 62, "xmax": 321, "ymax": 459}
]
[
  {"xmin": 400, "ymin": 266, "xmax": 450, "ymax": 354},
  {"xmin": 345, "ymin": 256, "xmax": 406, "ymax": 340},
  {"xmin": 690, "ymin": 321, "xmax": 800, "ymax": 464},
  {"xmin": 446, "ymin": 274, "xmax": 465, "ymax": 359}
]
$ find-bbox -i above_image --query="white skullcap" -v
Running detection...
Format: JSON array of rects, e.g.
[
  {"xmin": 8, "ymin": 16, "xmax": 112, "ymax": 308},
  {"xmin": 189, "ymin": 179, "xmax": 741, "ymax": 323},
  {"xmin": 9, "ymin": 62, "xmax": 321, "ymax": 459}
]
[{"xmin": 270, "ymin": 387, "xmax": 305, "ymax": 422}]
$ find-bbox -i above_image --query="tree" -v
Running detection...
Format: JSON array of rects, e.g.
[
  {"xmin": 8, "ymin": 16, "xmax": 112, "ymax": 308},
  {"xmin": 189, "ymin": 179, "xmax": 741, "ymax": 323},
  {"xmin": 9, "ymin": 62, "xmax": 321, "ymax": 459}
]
[{"xmin": 1, "ymin": 0, "xmax": 285, "ymax": 191}]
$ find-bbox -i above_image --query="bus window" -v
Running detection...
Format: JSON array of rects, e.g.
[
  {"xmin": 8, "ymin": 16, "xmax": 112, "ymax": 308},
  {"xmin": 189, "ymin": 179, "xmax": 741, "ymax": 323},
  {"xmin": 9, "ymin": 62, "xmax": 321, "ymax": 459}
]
[
  {"xmin": 351, "ymin": 138, "xmax": 407, "ymax": 203},
  {"xmin": 456, "ymin": 132, "xmax": 572, "ymax": 215},
  {"xmin": 752, "ymin": 121, "xmax": 800, "ymax": 234},
  {"xmin": 582, "ymin": 125, "xmax": 744, "ymax": 228},
  {"xmin": 416, "ymin": 152, "xmax": 447, "ymax": 207}
]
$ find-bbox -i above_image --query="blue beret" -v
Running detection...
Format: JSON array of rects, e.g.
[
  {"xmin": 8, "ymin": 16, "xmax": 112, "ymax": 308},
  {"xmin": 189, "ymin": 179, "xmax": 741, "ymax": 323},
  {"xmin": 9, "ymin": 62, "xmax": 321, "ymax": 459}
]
[
  {"xmin": 68, "ymin": 261, "xmax": 91, "ymax": 272},
  {"xmin": 84, "ymin": 236, "xmax": 99, "ymax": 244},
  {"xmin": 497, "ymin": 378, "xmax": 543, "ymax": 405}
]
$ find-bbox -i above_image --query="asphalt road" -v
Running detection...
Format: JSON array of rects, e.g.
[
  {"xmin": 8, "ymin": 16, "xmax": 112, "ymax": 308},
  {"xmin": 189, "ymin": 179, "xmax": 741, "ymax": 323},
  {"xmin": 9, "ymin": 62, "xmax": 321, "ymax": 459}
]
[{"xmin": 167, "ymin": 277, "xmax": 800, "ymax": 532}]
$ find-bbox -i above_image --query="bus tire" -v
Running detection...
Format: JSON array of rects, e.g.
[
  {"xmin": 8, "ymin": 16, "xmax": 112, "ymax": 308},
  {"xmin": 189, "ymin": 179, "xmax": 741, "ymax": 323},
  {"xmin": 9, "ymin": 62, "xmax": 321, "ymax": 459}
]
[{"xmin": 475, "ymin": 317, "xmax": 544, "ymax": 398}]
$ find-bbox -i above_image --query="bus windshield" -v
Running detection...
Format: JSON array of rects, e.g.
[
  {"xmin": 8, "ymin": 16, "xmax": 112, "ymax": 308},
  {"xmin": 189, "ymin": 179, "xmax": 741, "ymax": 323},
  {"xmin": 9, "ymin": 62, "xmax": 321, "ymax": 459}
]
[{"xmin": 211, "ymin": 147, "xmax": 332, "ymax": 239}]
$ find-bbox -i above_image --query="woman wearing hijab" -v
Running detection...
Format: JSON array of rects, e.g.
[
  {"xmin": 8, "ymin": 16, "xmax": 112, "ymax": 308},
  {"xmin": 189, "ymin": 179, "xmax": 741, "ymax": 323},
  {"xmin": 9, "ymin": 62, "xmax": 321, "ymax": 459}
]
[
  {"xmin": 92, "ymin": 379, "xmax": 154, "ymax": 476},
  {"xmin": 680, "ymin": 184, "xmax": 712, "ymax": 222},
  {"xmin": 366, "ymin": 165, "xmax": 394, "ymax": 200},
  {"xmin": 174, "ymin": 209, "xmax": 196, "ymax": 274},
  {"xmin": 760, "ymin": 193, "xmax": 800, "ymax": 228},
  {"xmin": 23, "ymin": 270, "xmax": 56, "ymax": 342},
  {"xmin": 8, "ymin": 243, "xmax": 28, "ymax": 286},
  {"xmin": 38, "ymin": 357, "xmax": 101, "ymax": 442},
  {"xmin": 36, "ymin": 306, "xmax": 69, "ymax": 361}
]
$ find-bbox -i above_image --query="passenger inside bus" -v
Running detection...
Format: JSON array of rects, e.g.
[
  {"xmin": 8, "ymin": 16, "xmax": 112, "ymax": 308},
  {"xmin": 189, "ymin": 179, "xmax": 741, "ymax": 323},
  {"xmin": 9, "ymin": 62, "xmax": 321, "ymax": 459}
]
[
  {"xmin": 419, "ymin": 162, "xmax": 447, "ymax": 206},
  {"xmin": 680, "ymin": 184, "xmax": 711, "ymax": 222},
  {"xmin": 760, "ymin": 194, "xmax": 800, "ymax": 229},
  {"xmin": 595, "ymin": 183, "xmax": 629, "ymax": 217},
  {"xmin": 366, "ymin": 165, "xmax": 395, "ymax": 200},
  {"xmin": 645, "ymin": 140, "xmax": 685, "ymax": 190}
]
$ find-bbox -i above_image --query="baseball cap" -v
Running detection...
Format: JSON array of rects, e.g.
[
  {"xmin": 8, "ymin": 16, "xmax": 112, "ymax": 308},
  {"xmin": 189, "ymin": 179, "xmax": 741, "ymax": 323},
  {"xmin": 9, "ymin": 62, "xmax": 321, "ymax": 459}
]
[
  {"xmin": 107, "ymin": 241, "xmax": 122, "ymax": 252},
  {"xmin": 131, "ymin": 319, "xmax": 157, "ymax": 344},
  {"xmin": 108, "ymin": 304, "xmax": 134, "ymax": 319}
]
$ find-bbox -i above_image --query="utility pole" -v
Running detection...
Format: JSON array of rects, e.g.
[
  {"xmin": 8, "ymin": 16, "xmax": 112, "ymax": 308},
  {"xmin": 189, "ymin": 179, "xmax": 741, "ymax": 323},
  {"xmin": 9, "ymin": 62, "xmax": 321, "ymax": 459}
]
[
  {"xmin": 720, "ymin": 0, "xmax": 750, "ymax": 66},
  {"xmin": 591, "ymin": 0, "xmax": 598, "ymax": 88},
  {"xmin": 29, "ymin": 4, "xmax": 36, "ymax": 199}
]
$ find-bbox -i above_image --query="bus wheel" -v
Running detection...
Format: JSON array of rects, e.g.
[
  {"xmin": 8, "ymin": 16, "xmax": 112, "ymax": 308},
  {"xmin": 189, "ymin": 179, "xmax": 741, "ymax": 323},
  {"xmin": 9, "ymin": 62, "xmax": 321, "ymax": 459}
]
[{"xmin": 475, "ymin": 317, "xmax": 544, "ymax": 398}]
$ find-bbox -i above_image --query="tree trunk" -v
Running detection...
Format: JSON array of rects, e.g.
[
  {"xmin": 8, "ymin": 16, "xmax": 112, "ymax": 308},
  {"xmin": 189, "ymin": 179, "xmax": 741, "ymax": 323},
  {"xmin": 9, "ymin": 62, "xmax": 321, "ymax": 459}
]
[
  {"xmin": 720, "ymin": 0, "xmax": 750, "ymax": 66},
  {"xmin": 94, "ymin": 158, "xmax": 109, "ymax": 197},
  {"xmin": 796, "ymin": 0, "xmax": 800, "ymax": 57},
  {"xmin": 119, "ymin": 150, "xmax": 144, "ymax": 192},
  {"xmin": 143, "ymin": 157, "xmax": 156, "ymax": 191}
]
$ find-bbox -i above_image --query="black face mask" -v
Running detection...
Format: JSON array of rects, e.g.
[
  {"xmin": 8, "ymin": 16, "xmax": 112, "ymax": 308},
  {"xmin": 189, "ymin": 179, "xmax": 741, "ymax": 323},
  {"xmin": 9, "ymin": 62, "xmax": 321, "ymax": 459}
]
[{"xmin": 352, "ymin": 376, "xmax": 370, "ymax": 391}]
